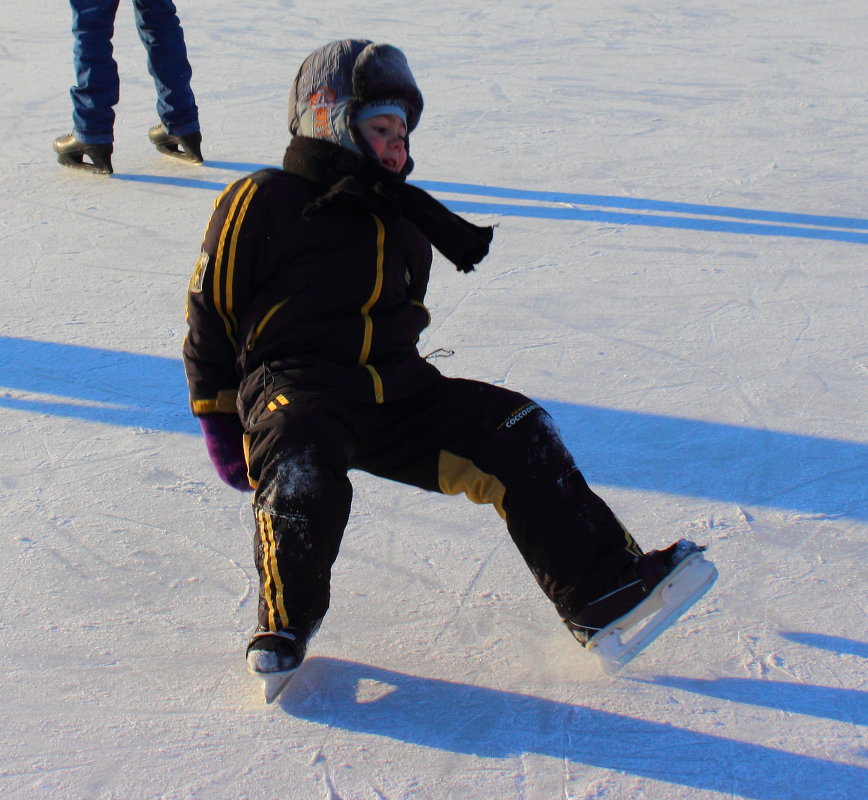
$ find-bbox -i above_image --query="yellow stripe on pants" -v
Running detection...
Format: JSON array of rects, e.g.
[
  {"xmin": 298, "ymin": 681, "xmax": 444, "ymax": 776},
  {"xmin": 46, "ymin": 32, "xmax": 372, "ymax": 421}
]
[{"xmin": 257, "ymin": 507, "xmax": 289, "ymax": 630}]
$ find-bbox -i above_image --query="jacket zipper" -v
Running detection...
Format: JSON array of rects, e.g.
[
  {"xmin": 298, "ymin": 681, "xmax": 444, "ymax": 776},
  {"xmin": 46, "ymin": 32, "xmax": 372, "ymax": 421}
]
[{"xmin": 246, "ymin": 297, "xmax": 290, "ymax": 351}]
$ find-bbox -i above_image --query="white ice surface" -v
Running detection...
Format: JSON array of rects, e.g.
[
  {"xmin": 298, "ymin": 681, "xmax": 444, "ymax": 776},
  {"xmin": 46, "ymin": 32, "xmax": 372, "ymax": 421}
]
[{"xmin": 1, "ymin": 1, "xmax": 866, "ymax": 798}]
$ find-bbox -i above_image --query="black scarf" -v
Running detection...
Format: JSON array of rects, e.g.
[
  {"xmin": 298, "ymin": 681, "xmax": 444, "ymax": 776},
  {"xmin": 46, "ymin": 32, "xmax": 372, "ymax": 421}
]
[{"xmin": 282, "ymin": 137, "xmax": 494, "ymax": 273}]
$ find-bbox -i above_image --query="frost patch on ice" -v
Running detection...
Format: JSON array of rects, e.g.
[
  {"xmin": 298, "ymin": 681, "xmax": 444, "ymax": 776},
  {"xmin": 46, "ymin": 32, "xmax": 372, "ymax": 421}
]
[{"xmin": 355, "ymin": 678, "xmax": 399, "ymax": 704}]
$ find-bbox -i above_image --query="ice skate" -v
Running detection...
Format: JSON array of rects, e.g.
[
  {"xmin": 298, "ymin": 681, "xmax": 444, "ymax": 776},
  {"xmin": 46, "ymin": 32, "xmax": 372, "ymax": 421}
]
[
  {"xmin": 246, "ymin": 628, "xmax": 306, "ymax": 704},
  {"xmin": 566, "ymin": 540, "xmax": 718, "ymax": 674},
  {"xmin": 148, "ymin": 123, "xmax": 203, "ymax": 163},
  {"xmin": 53, "ymin": 133, "xmax": 113, "ymax": 174}
]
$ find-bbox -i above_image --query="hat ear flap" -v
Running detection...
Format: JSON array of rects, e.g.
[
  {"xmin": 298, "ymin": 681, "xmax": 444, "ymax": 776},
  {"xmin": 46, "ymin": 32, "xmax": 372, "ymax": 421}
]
[{"xmin": 288, "ymin": 39, "xmax": 371, "ymax": 140}]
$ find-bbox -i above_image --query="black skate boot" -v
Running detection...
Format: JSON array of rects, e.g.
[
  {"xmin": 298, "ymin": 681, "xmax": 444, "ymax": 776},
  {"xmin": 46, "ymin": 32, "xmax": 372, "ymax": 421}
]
[
  {"xmin": 246, "ymin": 627, "xmax": 311, "ymax": 703},
  {"xmin": 148, "ymin": 123, "xmax": 203, "ymax": 163},
  {"xmin": 565, "ymin": 539, "xmax": 717, "ymax": 673},
  {"xmin": 246, "ymin": 628, "xmax": 307, "ymax": 674},
  {"xmin": 53, "ymin": 134, "xmax": 113, "ymax": 174}
]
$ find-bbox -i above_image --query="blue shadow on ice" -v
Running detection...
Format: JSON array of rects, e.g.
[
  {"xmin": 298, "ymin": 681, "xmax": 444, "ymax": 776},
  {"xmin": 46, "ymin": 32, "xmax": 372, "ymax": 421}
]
[
  {"xmin": 542, "ymin": 398, "xmax": 867, "ymax": 521},
  {"xmin": 633, "ymin": 675, "xmax": 868, "ymax": 725},
  {"xmin": 780, "ymin": 632, "xmax": 868, "ymax": 659},
  {"xmin": 112, "ymin": 161, "xmax": 279, "ymax": 192},
  {"xmin": 283, "ymin": 658, "xmax": 865, "ymax": 800},
  {"xmin": 1, "ymin": 337, "xmax": 865, "ymax": 520},
  {"xmin": 0, "ymin": 336, "xmax": 197, "ymax": 435},
  {"xmin": 414, "ymin": 180, "xmax": 868, "ymax": 245},
  {"xmin": 121, "ymin": 165, "xmax": 868, "ymax": 244},
  {"xmin": 112, "ymin": 173, "xmax": 229, "ymax": 192}
]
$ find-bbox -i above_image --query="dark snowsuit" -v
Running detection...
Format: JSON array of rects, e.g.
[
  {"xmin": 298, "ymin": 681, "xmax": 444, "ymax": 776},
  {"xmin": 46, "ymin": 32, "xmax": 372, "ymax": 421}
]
[{"xmin": 183, "ymin": 138, "xmax": 641, "ymax": 640}]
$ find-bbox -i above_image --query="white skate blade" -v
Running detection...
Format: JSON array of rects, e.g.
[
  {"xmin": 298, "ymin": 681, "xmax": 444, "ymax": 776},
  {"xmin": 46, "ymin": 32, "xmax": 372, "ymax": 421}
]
[
  {"xmin": 250, "ymin": 667, "xmax": 298, "ymax": 704},
  {"xmin": 587, "ymin": 552, "xmax": 718, "ymax": 675}
]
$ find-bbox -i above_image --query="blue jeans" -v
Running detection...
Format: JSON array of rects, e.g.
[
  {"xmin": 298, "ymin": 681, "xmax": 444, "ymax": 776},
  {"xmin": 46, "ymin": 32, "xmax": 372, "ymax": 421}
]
[{"xmin": 69, "ymin": 0, "xmax": 199, "ymax": 143}]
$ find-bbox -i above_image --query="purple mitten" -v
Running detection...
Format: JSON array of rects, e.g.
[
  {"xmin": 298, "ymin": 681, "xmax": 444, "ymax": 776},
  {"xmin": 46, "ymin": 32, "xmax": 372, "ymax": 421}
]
[{"xmin": 199, "ymin": 413, "xmax": 252, "ymax": 491}]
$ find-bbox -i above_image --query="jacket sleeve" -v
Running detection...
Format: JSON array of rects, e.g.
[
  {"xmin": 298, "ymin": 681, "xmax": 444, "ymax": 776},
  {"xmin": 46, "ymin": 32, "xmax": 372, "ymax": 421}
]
[{"xmin": 182, "ymin": 176, "xmax": 264, "ymax": 416}]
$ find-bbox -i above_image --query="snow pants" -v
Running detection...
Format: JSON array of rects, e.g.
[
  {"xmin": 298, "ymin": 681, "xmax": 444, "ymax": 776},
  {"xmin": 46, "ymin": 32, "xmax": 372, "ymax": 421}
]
[
  {"xmin": 68, "ymin": 0, "xmax": 199, "ymax": 143},
  {"xmin": 243, "ymin": 377, "xmax": 642, "ymax": 638}
]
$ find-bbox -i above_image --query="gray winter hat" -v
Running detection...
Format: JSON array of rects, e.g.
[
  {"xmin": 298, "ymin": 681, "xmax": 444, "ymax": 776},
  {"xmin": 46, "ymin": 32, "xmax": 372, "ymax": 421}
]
[{"xmin": 288, "ymin": 39, "xmax": 423, "ymax": 159}]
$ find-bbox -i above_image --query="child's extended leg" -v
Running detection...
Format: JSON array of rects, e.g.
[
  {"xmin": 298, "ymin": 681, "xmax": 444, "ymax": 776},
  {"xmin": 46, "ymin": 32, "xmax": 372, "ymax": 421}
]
[
  {"xmin": 243, "ymin": 392, "xmax": 358, "ymax": 675},
  {"xmin": 362, "ymin": 377, "xmax": 716, "ymax": 670}
]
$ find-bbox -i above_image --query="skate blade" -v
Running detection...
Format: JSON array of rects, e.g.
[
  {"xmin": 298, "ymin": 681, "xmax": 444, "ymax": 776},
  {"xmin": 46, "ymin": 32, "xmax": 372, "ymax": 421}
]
[
  {"xmin": 250, "ymin": 667, "xmax": 298, "ymax": 704},
  {"xmin": 154, "ymin": 143, "xmax": 203, "ymax": 164},
  {"xmin": 56, "ymin": 154, "xmax": 112, "ymax": 175},
  {"xmin": 587, "ymin": 552, "xmax": 718, "ymax": 675}
]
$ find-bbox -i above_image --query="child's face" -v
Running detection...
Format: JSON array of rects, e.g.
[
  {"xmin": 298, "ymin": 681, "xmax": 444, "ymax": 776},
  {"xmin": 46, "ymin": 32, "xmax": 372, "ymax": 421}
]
[{"xmin": 358, "ymin": 114, "xmax": 408, "ymax": 173}]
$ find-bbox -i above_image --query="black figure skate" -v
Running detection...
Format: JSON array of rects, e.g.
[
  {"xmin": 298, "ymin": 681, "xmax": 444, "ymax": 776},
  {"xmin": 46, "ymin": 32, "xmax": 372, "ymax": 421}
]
[
  {"xmin": 148, "ymin": 123, "xmax": 203, "ymax": 163},
  {"xmin": 246, "ymin": 628, "xmax": 309, "ymax": 704},
  {"xmin": 53, "ymin": 134, "xmax": 113, "ymax": 174},
  {"xmin": 566, "ymin": 539, "xmax": 718, "ymax": 673}
]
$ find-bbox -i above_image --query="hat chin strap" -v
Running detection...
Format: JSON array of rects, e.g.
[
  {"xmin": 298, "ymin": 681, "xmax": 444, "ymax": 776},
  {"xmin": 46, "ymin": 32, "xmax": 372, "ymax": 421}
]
[{"xmin": 351, "ymin": 125, "xmax": 414, "ymax": 177}]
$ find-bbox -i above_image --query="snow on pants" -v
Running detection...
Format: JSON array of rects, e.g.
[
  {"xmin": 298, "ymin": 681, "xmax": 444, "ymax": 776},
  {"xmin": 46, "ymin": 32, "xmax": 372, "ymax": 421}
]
[{"xmin": 243, "ymin": 377, "xmax": 642, "ymax": 637}]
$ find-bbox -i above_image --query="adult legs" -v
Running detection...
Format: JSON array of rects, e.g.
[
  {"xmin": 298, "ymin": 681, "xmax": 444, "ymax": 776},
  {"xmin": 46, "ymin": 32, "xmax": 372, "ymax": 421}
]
[
  {"xmin": 133, "ymin": 0, "xmax": 199, "ymax": 135},
  {"xmin": 69, "ymin": 0, "xmax": 121, "ymax": 144}
]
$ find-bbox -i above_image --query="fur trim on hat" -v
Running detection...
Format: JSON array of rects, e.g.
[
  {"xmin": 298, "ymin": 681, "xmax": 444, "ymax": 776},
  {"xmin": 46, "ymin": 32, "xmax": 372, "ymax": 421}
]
[{"xmin": 350, "ymin": 44, "xmax": 423, "ymax": 132}]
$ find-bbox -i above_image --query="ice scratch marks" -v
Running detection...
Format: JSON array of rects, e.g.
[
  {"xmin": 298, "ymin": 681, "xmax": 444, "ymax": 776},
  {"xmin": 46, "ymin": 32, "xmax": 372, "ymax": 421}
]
[
  {"xmin": 309, "ymin": 740, "xmax": 343, "ymax": 800},
  {"xmin": 431, "ymin": 540, "xmax": 504, "ymax": 647},
  {"xmin": 0, "ymin": 535, "xmax": 37, "ymax": 622}
]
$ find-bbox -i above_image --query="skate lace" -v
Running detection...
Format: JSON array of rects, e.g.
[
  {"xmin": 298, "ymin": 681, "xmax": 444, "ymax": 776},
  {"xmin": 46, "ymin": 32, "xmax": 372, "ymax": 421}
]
[{"xmin": 586, "ymin": 578, "xmax": 642, "ymax": 606}]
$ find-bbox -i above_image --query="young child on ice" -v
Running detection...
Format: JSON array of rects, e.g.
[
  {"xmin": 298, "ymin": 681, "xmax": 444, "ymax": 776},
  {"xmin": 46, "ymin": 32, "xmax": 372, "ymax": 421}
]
[{"xmin": 182, "ymin": 40, "xmax": 716, "ymax": 684}]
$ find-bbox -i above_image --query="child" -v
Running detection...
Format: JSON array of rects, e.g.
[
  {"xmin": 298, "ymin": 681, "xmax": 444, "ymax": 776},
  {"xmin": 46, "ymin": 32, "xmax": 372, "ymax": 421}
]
[{"xmin": 182, "ymin": 40, "xmax": 716, "ymax": 687}]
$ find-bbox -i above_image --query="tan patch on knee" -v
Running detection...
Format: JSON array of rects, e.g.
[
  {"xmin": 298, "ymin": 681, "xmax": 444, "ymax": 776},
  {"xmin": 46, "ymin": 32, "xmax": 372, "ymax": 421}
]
[{"xmin": 438, "ymin": 450, "xmax": 506, "ymax": 519}]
